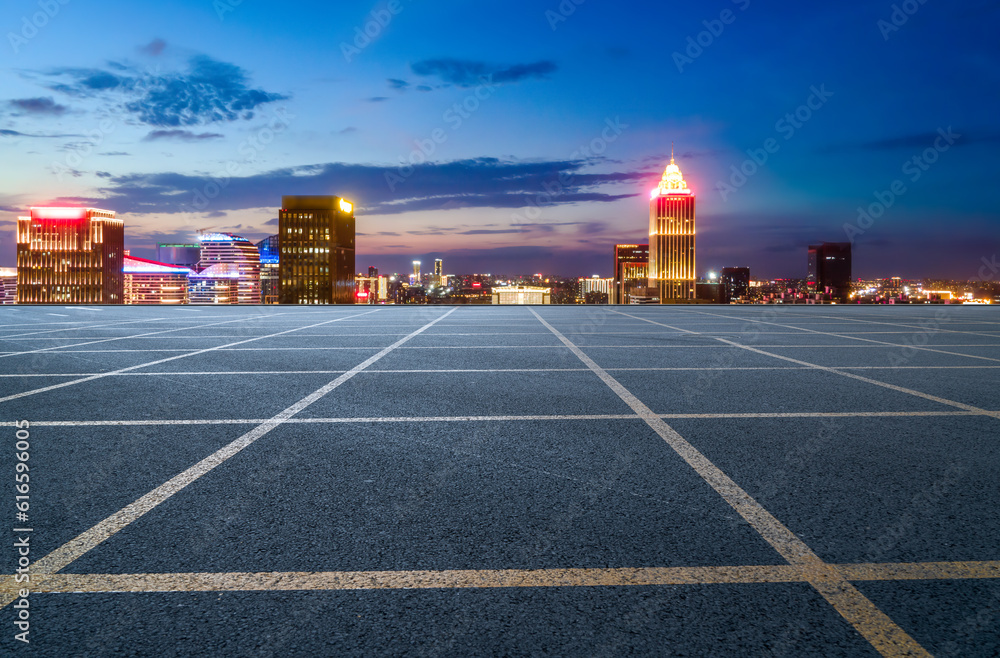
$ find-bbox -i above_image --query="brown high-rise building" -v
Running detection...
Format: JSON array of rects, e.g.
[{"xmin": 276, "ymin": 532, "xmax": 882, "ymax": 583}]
[
  {"xmin": 278, "ymin": 196, "xmax": 355, "ymax": 304},
  {"xmin": 807, "ymin": 242, "xmax": 852, "ymax": 303},
  {"xmin": 16, "ymin": 207, "xmax": 124, "ymax": 304},
  {"xmin": 648, "ymin": 152, "xmax": 696, "ymax": 301},
  {"xmin": 612, "ymin": 244, "xmax": 648, "ymax": 304}
]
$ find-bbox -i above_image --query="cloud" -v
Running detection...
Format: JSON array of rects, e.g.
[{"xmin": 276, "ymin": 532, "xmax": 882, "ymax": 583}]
[
  {"xmin": 1, "ymin": 129, "xmax": 81, "ymax": 138},
  {"xmin": 40, "ymin": 55, "xmax": 288, "ymax": 127},
  {"xmin": 139, "ymin": 38, "xmax": 167, "ymax": 57},
  {"xmin": 337, "ymin": 127, "xmax": 358, "ymax": 135},
  {"xmin": 366, "ymin": 96, "xmax": 390, "ymax": 102},
  {"xmin": 143, "ymin": 129, "xmax": 224, "ymax": 142},
  {"xmin": 410, "ymin": 59, "xmax": 558, "ymax": 87},
  {"xmin": 65, "ymin": 157, "xmax": 647, "ymax": 217},
  {"xmin": 7, "ymin": 97, "xmax": 69, "ymax": 116},
  {"xmin": 387, "ymin": 78, "xmax": 409, "ymax": 90}
]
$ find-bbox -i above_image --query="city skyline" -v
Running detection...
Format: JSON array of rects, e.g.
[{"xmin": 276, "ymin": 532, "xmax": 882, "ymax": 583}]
[{"xmin": 1, "ymin": 0, "xmax": 997, "ymax": 279}]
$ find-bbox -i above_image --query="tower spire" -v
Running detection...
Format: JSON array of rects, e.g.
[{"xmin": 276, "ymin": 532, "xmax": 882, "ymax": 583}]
[{"xmin": 652, "ymin": 144, "xmax": 690, "ymax": 197}]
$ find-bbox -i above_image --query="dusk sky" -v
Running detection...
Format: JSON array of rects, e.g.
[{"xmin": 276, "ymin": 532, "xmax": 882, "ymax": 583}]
[{"xmin": 1, "ymin": 0, "xmax": 997, "ymax": 278}]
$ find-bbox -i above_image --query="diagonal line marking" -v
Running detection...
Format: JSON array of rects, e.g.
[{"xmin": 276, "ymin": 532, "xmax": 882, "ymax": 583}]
[
  {"xmin": 0, "ymin": 310, "xmax": 383, "ymax": 404},
  {"xmin": 530, "ymin": 308, "xmax": 931, "ymax": 658},
  {"xmin": 613, "ymin": 309, "xmax": 1000, "ymax": 421},
  {"xmin": 0, "ymin": 308, "xmax": 457, "ymax": 611}
]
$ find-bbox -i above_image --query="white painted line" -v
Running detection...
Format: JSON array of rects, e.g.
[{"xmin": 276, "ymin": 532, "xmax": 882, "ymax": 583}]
[
  {"xmin": 64, "ymin": 306, "xmax": 102, "ymax": 311},
  {"xmin": 801, "ymin": 311, "xmax": 1000, "ymax": 339},
  {"xmin": 47, "ymin": 313, "xmax": 69, "ymax": 317},
  {"xmin": 686, "ymin": 309, "xmax": 1000, "ymax": 364},
  {"xmin": 0, "ymin": 310, "xmax": 384, "ymax": 404},
  {"xmin": 529, "ymin": 308, "xmax": 931, "ymax": 657},
  {"xmin": 3, "ymin": 365, "xmax": 1000, "ymax": 379},
  {"xmin": 0, "ymin": 317, "xmax": 165, "ymax": 340},
  {"xmin": 0, "ymin": 314, "xmax": 293, "ymax": 360},
  {"xmin": 15, "ymin": 410, "xmax": 990, "ymax": 428},
  {"xmin": 614, "ymin": 310, "xmax": 1000, "ymax": 421}
]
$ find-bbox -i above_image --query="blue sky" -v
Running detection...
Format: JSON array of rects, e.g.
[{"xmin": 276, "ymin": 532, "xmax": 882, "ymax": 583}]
[{"xmin": 1, "ymin": 0, "xmax": 997, "ymax": 278}]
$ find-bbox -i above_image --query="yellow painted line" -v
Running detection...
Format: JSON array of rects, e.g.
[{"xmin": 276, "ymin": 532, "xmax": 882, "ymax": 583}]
[
  {"xmin": 533, "ymin": 310, "xmax": 932, "ymax": 658},
  {"xmin": 838, "ymin": 560, "xmax": 1000, "ymax": 582},
  {"xmin": 2, "ymin": 561, "xmax": 997, "ymax": 596},
  {"xmin": 0, "ymin": 309, "xmax": 458, "ymax": 612},
  {"xmin": 0, "ymin": 565, "xmax": 810, "ymax": 595}
]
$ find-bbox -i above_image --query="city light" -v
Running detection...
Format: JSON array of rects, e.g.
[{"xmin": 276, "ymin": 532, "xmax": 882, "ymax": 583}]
[{"xmin": 339, "ymin": 199, "xmax": 353, "ymax": 214}]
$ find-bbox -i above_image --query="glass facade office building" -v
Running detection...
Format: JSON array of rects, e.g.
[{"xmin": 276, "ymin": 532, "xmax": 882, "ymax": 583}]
[
  {"xmin": 197, "ymin": 233, "xmax": 261, "ymax": 305},
  {"xmin": 278, "ymin": 196, "xmax": 355, "ymax": 304},
  {"xmin": 256, "ymin": 234, "xmax": 280, "ymax": 304}
]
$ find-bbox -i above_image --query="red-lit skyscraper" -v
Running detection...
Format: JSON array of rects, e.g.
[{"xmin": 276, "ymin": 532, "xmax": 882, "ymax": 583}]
[
  {"xmin": 648, "ymin": 153, "xmax": 696, "ymax": 301},
  {"xmin": 16, "ymin": 207, "xmax": 124, "ymax": 304}
]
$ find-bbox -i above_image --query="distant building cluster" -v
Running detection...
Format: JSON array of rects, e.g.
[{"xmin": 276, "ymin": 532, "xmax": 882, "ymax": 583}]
[
  {"xmin": 4, "ymin": 163, "xmax": 995, "ymax": 305},
  {"xmin": 11, "ymin": 197, "xmax": 355, "ymax": 305}
]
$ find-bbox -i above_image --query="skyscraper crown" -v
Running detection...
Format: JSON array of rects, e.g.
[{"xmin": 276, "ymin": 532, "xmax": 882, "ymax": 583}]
[{"xmin": 651, "ymin": 145, "xmax": 691, "ymax": 197}]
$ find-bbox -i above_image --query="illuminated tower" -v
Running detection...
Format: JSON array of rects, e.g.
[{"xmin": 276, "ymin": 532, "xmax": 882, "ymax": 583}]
[
  {"xmin": 16, "ymin": 207, "xmax": 124, "ymax": 304},
  {"xmin": 278, "ymin": 196, "xmax": 355, "ymax": 304},
  {"xmin": 434, "ymin": 258, "xmax": 444, "ymax": 286},
  {"xmin": 411, "ymin": 260, "xmax": 421, "ymax": 286},
  {"xmin": 648, "ymin": 148, "xmax": 696, "ymax": 301}
]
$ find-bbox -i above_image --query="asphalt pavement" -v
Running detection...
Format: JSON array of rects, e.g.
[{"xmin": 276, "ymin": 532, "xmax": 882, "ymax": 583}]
[{"xmin": 1, "ymin": 304, "xmax": 998, "ymax": 656}]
